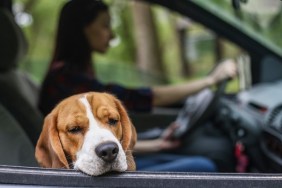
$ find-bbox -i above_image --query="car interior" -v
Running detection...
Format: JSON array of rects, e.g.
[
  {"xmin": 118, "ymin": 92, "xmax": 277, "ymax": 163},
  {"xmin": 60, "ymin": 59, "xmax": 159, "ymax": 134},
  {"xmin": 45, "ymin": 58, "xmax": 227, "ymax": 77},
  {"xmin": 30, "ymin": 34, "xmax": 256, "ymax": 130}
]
[{"xmin": 0, "ymin": 0, "xmax": 282, "ymax": 187}]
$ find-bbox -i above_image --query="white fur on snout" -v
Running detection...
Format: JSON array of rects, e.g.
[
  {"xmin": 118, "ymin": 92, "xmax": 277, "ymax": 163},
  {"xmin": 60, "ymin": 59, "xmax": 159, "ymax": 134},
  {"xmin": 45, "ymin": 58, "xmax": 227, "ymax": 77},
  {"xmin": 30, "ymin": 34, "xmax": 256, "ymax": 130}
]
[{"xmin": 74, "ymin": 95, "xmax": 127, "ymax": 176}]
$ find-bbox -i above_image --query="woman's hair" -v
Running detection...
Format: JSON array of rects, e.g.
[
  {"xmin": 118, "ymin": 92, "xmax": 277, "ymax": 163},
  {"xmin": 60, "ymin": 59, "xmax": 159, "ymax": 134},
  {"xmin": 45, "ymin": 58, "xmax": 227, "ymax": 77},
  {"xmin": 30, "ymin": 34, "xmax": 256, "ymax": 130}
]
[{"xmin": 52, "ymin": 0, "xmax": 108, "ymax": 70}]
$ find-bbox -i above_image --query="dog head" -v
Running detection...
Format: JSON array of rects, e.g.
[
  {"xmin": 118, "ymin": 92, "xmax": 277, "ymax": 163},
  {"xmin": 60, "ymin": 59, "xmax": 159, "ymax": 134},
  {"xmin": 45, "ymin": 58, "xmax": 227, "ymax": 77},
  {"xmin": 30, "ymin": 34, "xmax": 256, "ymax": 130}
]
[{"xmin": 35, "ymin": 92, "xmax": 136, "ymax": 176}]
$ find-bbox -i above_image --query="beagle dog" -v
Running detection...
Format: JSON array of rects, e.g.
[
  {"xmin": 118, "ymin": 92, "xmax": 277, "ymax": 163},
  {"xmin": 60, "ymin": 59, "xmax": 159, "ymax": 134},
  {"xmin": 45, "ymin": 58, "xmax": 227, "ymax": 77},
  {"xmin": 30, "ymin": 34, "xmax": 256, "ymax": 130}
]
[{"xmin": 35, "ymin": 92, "xmax": 137, "ymax": 176}]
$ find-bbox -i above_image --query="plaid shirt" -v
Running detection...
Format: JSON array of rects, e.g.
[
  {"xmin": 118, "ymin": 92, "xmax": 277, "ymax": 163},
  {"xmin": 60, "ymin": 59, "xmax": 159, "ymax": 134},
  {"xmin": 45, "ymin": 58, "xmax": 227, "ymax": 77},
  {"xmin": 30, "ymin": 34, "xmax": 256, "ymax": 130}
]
[{"xmin": 38, "ymin": 62, "xmax": 153, "ymax": 115}]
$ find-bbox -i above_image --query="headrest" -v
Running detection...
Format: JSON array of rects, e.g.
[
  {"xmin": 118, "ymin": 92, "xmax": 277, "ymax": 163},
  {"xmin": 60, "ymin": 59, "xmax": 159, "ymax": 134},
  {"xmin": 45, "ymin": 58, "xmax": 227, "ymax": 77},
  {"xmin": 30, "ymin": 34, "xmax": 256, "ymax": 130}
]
[{"xmin": 0, "ymin": 8, "xmax": 27, "ymax": 71}]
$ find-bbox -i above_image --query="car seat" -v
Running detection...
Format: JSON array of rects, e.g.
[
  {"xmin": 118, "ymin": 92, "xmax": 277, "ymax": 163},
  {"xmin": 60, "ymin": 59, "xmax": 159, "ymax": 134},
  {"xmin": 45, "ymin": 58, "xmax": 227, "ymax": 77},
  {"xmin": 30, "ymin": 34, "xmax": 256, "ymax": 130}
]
[
  {"xmin": 0, "ymin": 103, "xmax": 37, "ymax": 166},
  {"xmin": 0, "ymin": 7, "xmax": 43, "ymax": 146}
]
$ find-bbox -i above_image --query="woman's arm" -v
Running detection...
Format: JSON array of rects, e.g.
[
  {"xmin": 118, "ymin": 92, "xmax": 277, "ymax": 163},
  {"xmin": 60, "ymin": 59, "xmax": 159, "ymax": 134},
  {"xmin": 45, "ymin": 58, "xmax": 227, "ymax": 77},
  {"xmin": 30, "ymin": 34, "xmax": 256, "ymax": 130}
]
[
  {"xmin": 134, "ymin": 139, "xmax": 163, "ymax": 153},
  {"xmin": 152, "ymin": 77, "xmax": 213, "ymax": 106},
  {"xmin": 152, "ymin": 59, "xmax": 237, "ymax": 106},
  {"xmin": 134, "ymin": 138, "xmax": 180, "ymax": 154},
  {"xmin": 134, "ymin": 123, "xmax": 181, "ymax": 153}
]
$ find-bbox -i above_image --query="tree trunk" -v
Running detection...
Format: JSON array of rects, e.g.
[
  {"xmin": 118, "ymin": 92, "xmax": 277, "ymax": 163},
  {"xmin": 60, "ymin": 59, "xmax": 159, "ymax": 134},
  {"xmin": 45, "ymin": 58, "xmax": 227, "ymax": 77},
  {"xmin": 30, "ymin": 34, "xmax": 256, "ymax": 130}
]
[
  {"xmin": 215, "ymin": 36, "xmax": 224, "ymax": 63},
  {"xmin": 131, "ymin": 1, "xmax": 166, "ymax": 82},
  {"xmin": 175, "ymin": 17, "xmax": 192, "ymax": 77}
]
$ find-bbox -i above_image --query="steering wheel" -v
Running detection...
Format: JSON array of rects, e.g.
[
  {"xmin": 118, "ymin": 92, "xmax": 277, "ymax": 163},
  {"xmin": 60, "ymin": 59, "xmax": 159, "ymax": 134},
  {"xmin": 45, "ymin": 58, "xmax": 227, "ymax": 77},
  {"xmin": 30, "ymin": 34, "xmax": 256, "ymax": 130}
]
[{"xmin": 173, "ymin": 78, "xmax": 229, "ymax": 139}]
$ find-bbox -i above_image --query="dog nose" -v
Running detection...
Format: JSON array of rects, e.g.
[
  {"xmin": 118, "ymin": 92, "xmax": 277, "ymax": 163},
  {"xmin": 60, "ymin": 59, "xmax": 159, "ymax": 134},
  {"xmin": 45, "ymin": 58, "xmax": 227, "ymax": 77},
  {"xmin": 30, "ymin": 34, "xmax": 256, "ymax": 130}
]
[{"xmin": 95, "ymin": 142, "xmax": 119, "ymax": 162}]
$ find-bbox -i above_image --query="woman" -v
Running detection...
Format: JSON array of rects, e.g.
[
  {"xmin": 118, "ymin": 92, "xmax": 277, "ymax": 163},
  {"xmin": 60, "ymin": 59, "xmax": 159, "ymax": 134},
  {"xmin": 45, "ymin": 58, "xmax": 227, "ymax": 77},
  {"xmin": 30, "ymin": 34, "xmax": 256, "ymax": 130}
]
[{"xmin": 38, "ymin": 0, "xmax": 237, "ymax": 116}]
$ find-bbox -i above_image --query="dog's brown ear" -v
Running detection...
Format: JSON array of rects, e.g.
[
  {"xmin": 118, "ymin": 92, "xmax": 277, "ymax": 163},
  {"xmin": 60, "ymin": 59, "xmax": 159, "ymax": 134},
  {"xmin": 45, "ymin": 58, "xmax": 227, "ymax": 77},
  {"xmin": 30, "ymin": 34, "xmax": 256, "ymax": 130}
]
[
  {"xmin": 35, "ymin": 111, "xmax": 69, "ymax": 168},
  {"xmin": 126, "ymin": 123, "xmax": 137, "ymax": 171},
  {"xmin": 114, "ymin": 98, "xmax": 137, "ymax": 170},
  {"xmin": 114, "ymin": 98, "xmax": 136, "ymax": 151}
]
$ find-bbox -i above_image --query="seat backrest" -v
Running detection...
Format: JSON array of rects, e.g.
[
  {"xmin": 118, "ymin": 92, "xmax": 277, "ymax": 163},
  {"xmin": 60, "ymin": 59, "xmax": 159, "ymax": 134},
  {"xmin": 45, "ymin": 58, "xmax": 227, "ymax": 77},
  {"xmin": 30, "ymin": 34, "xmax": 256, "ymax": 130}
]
[
  {"xmin": 0, "ymin": 8, "xmax": 43, "ymax": 145},
  {"xmin": 0, "ymin": 8, "xmax": 27, "ymax": 71},
  {"xmin": 0, "ymin": 103, "xmax": 38, "ymax": 167}
]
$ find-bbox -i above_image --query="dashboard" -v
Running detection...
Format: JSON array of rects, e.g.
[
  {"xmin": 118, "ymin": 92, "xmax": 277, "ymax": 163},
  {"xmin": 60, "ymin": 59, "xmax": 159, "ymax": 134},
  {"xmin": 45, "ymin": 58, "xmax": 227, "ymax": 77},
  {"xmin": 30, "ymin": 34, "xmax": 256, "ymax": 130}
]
[{"xmin": 218, "ymin": 80, "xmax": 282, "ymax": 172}]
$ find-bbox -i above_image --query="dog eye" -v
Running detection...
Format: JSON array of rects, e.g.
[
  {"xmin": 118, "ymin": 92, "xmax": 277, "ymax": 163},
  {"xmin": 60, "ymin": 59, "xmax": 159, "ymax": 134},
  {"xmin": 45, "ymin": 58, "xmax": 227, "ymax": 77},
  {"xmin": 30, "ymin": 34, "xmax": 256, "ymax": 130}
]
[
  {"xmin": 108, "ymin": 118, "xmax": 118, "ymax": 126},
  {"xmin": 68, "ymin": 126, "xmax": 82, "ymax": 134}
]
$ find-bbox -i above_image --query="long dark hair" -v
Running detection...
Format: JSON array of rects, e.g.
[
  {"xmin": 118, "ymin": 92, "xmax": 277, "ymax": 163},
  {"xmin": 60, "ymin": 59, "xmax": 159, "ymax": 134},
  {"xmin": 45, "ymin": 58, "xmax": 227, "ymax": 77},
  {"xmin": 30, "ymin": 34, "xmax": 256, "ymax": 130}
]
[{"xmin": 52, "ymin": 0, "xmax": 108, "ymax": 71}]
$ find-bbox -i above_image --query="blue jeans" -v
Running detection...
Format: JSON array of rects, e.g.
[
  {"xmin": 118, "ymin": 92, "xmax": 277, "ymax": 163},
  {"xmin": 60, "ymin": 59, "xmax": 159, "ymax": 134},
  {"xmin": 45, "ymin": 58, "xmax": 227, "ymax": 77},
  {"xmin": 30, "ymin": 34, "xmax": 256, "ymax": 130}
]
[{"xmin": 135, "ymin": 154, "xmax": 217, "ymax": 172}]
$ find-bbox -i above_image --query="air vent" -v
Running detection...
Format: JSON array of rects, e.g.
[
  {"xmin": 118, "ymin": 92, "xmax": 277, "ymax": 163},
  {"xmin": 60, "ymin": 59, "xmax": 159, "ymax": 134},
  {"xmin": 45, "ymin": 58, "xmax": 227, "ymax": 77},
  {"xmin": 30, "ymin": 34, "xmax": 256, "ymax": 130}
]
[
  {"xmin": 262, "ymin": 132, "xmax": 282, "ymax": 160},
  {"xmin": 266, "ymin": 105, "xmax": 282, "ymax": 133},
  {"xmin": 264, "ymin": 133, "xmax": 282, "ymax": 158},
  {"xmin": 248, "ymin": 102, "xmax": 267, "ymax": 113}
]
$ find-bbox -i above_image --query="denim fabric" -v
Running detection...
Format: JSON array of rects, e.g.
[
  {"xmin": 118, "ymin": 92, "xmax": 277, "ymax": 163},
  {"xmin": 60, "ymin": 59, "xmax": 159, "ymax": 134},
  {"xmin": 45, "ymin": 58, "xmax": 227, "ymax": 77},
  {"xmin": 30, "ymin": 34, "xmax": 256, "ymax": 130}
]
[{"xmin": 136, "ymin": 154, "xmax": 217, "ymax": 172}]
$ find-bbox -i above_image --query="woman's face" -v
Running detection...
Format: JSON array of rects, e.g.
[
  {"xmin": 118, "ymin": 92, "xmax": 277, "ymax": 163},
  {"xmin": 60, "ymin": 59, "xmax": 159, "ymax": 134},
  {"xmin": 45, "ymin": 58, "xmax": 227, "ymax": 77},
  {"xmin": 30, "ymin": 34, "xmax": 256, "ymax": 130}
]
[{"xmin": 84, "ymin": 11, "xmax": 114, "ymax": 53}]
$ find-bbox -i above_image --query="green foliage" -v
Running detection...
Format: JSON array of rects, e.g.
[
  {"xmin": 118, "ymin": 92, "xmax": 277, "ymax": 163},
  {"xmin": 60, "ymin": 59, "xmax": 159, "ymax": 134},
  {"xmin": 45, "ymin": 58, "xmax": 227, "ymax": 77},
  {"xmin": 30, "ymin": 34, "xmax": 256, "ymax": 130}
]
[{"xmin": 153, "ymin": 7, "xmax": 182, "ymax": 82}]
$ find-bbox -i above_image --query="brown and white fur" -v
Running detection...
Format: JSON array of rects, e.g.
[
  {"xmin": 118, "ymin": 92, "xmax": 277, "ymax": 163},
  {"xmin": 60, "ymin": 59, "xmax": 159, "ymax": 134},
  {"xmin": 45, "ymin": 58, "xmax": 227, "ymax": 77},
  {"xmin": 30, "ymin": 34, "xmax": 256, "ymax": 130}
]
[{"xmin": 35, "ymin": 92, "xmax": 136, "ymax": 176}]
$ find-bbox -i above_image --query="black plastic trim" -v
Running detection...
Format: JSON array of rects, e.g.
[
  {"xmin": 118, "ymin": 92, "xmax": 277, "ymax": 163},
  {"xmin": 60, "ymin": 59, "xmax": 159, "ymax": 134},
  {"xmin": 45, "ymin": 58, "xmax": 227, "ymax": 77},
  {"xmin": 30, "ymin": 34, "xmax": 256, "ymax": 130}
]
[
  {"xmin": 0, "ymin": 166, "xmax": 282, "ymax": 187},
  {"xmin": 140, "ymin": 0, "xmax": 282, "ymax": 60}
]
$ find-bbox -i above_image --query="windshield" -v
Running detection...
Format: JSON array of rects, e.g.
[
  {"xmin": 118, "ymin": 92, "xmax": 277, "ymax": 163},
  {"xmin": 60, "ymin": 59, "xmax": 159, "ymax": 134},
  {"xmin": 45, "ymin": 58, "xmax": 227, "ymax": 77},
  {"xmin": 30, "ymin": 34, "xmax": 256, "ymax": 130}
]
[{"xmin": 192, "ymin": 0, "xmax": 282, "ymax": 57}]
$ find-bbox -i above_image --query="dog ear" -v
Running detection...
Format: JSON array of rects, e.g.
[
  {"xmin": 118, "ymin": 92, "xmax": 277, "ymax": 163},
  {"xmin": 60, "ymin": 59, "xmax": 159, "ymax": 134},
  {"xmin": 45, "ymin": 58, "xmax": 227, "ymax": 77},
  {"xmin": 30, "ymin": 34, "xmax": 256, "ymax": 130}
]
[
  {"xmin": 126, "ymin": 123, "xmax": 137, "ymax": 171},
  {"xmin": 35, "ymin": 111, "xmax": 69, "ymax": 168},
  {"xmin": 114, "ymin": 98, "xmax": 136, "ymax": 151},
  {"xmin": 114, "ymin": 98, "xmax": 137, "ymax": 170}
]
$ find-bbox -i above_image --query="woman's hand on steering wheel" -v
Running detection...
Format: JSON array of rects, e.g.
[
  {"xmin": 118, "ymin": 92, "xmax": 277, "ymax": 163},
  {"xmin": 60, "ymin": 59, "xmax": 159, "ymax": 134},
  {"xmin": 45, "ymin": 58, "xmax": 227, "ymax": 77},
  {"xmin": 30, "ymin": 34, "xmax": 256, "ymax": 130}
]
[
  {"xmin": 208, "ymin": 59, "xmax": 238, "ymax": 85},
  {"xmin": 174, "ymin": 59, "xmax": 238, "ymax": 138},
  {"xmin": 155, "ymin": 122, "xmax": 181, "ymax": 151}
]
